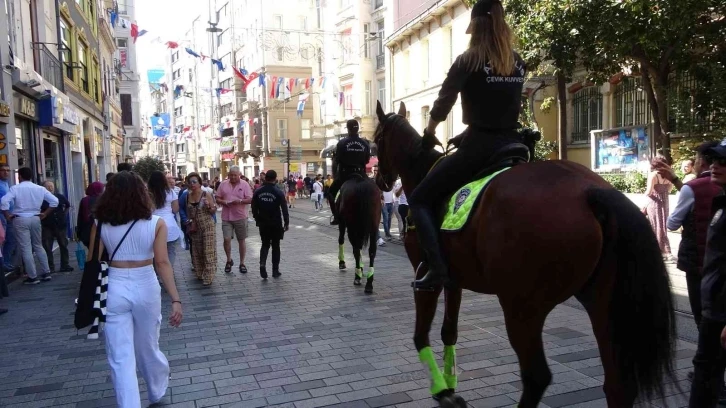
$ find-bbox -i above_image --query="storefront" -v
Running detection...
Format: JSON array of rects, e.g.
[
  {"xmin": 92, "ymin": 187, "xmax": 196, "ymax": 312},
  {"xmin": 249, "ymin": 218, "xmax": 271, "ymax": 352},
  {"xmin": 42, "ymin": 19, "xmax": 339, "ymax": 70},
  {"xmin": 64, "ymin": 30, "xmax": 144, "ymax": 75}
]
[
  {"xmin": 38, "ymin": 95, "xmax": 75, "ymax": 195},
  {"xmin": 0, "ymin": 99, "xmax": 10, "ymax": 167},
  {"xmin": 64, "ymin": 105, "xmax": 85, "ymax": 214},
  {"xmin": 13, "ymin": 92, "xmax": 40, "ymax": 180},
  {"xmin": 219, "ymin": 137, "xmax": 237, "ymax": 179}
]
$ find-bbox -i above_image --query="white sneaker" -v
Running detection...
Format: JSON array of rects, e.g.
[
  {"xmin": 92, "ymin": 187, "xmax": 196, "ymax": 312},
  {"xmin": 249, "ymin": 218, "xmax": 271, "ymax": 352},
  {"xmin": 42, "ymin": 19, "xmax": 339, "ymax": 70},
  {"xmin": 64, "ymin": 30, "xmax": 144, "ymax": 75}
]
[{"xmin": 377, "ymin": 238, "xmax": 386, "ymax": 246}]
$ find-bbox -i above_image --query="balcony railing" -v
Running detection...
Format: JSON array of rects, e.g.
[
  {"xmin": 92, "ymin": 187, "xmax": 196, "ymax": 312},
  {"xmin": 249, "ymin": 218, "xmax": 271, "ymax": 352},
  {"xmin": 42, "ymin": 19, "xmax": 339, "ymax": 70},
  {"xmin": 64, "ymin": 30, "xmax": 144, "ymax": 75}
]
[
  {"xmin": 374, "ymin": 0, "xmax": 383, "ymax": 9},
  {"xmin": 33, "ymin": 43, "xmax": 64, "ymax": 91},
  {"xmin": 376, "ymin": 54, "xmax": 385, "ymax": 70}
]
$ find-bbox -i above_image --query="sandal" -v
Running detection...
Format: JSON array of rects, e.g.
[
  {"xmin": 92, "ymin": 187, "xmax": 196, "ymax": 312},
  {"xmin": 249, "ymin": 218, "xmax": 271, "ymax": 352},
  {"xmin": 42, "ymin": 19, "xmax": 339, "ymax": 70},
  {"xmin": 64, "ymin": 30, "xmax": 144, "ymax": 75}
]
[
  {"xmin": 239, "ymin": 264, "xmax": 248, "ymax": 274},
  {"xmin": 224, "ymin": 260, "xmax": 234, "ymax": 274}
]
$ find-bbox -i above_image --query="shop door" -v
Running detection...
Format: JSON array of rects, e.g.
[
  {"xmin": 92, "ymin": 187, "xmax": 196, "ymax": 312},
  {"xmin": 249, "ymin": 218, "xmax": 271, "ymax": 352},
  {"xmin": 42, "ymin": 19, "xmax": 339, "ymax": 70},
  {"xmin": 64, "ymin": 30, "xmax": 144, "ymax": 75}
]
[{"xmin": 43, "ymin": 135, "xmax": 65, "ymax": 193}]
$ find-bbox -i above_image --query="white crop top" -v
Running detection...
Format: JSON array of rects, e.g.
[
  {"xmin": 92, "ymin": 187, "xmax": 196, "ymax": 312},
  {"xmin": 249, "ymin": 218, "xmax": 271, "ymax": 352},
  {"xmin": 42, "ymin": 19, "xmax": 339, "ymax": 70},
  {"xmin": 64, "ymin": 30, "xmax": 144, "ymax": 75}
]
[{"xmin": 98, "ymin": 216, "xmax": 160, "ymax": 261}]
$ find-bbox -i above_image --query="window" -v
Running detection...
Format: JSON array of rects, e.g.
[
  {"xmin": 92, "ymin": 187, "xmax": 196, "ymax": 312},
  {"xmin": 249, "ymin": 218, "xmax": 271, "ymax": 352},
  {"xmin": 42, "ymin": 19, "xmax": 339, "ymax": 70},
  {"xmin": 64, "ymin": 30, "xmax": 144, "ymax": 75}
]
[
  {"xmin": 172, "ymin": 69, "xmax": 181, "ymax": 80},
  {"xmin": 121, "ymin": 94, "xmax": 133, "ymax": 125},
  {"xmin": 300, "ymin": 16, "xmax": 307, "ymax": 30},
  {"xmin": 421, "ymin": 106, "xmax": 430, "ymax": 130},
  {"xmin": 377, "ymin": 79, "xmax": 385, "ymax": 107},
  {"xmin": 274, "ymin": 15, "xmax": 283, "ymax": 29},
  {"xmin": 116, "ymin": 38, "xmax": 127, "ymax": 48},
  {"xmin": 78, "ymin": 42, "xmax": 89, "ymax": 93},
  {"xmin": 276, "ymin": 119, "xmax": 288, "ymax": 139},
  {"xmin": 221, "ymin": 53, "xmax": 231, "ymax": 68},
  {"xmin": 571, "ymin": 87, "xmax": 603, "ymax": 143},
  {"xmin": 364, "ymin": 81, "xmax": 372, "ymax": 115},
  {"xmin": 341, "ymin": 30, "xmax": 353, "ymax": 64},
  {"xmin": 377, "ymin": 20, "xmax": 385, "ymax": 54},
  {"xmin": 614, "ymin": 77, "xmax": 650, "ymax": 128},
  {"xmin": 447, "ymin": 27, "xmax": 454, "ymax": 65},
  {"xmin": 171, "ymin": 51, "xmax": 179, "ymax": 63},
  {"xmin": 176, "ymin": 143, "xmax": 186, "ymax": 153},
  {"xmin": 301, "ymin": 119, "xmax": 311, "ymax": 139},
  {"xmin": 220, "ymin": 78, "xmax": 232, "ymax": 90},
  {"xmin": 60, "ymin": 19, "xmax": 74, "ymax": 80},
  {"xmin": 422, "ymin": 40, "xmax": 430, "ymax": 81},
  {"xmin": 345, "ymin": 93, "xmax": 353, "ymax": 116},
  {"xmin": 188, "ymin": 69, "xmax": 193, "ymax": 82},
  {"xmin": 363, "ymin": 24, "xmax": 370, "ymax": 59},
  {"xmin": 276, "ymin": 47, "xmax": 284, "ymax": 61},
  {"xmin": 218, "ymin": 29, "xmax": 227, "ymax": 47},
  {"xmin": 174, "ymin": 106, "xmax": 183, "ymax": 117},
  {"xmin": 92, "ymin": 58, "xmax": 101, "ymax": 103}
]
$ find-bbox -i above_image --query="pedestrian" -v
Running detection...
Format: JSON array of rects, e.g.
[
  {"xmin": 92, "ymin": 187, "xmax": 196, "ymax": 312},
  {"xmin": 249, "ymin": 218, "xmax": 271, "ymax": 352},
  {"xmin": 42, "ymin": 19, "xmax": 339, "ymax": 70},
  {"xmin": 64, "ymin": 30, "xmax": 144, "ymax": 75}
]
[
  {"xmin": 312, "ymin": 175, "xmax": 324, "ymax": 211},
  {"xmin": 643, "ymin": 155, "xmax": 675, "ymax": 262},
  {"xmin": 0, "ymin": 164, "xmax": 17, "ymax": 272},
  {"xmin": 215, "ymin": 165, "xmax": 253, "ymax": 274},
  {"xmin": 76, "ymin": 182, "xmax": 104, "ymax": 248},
  {"xmin": 381, "ymin": 189, "xmax": 394, "ymax": 240},
  {"xmin": 251, "ymin": 170, "xmax": 289, "ymax": 279},
  {"xmin": 40, "ymin": 181, "xmax": 73, "ymax": 273},
  {"xmin": 91, "ymin": 170, "xmax": 182, "ymax": 407},
  {"xmin": 0, "ymin": 220, "xmax": 7, "ymax": 315},
  {"xmin": 117, "ymin": 162, "xmax": 133, "ymax": 172},
  {"xmin": 183, "ymin": 172, "xmax": 218, "ymax": 286},
  {"xmin": 394, "ymin": 178, "xmax": 409, "ymax": 240},
  {"xmin": 687, "ymin": 139, "xmax": 726, "ymax": 407},
  {"xmin": 0, "ymin": 167, "xmax": 58, "ymax": 284},
  {"xmin": 148, "ymin": 171, "xmax": 181, "ymax": 267}
]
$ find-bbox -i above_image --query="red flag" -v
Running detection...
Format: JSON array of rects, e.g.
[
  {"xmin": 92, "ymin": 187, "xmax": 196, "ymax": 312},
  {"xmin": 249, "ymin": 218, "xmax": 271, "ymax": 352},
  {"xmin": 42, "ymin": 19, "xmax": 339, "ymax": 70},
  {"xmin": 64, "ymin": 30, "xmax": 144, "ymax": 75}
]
[
  {"xmin": 269, "ymin": 76, "xmax": 278, "ymax": 98},
  {"xmin": 288, "ymin": 78, "xmax": 295, "ymax": 93},
  {"xmin": 182, "ymin": 126, "xmax": 191, "ymax": 132},
  {"xmin": 131, "ymin": 23, "xmax": 139, "ymax": 43},
  {"xmin": 244, "ymin": 72, "xmax": 259, "ymax": 91},
  {"xmin": 201, "ymin": 124, "xmax": 211, "ymax": 131},
  {"xmin": 233, "ymin": 67, "xmax": 247, "ymax": 82},
  {"xmin": 166, "ymin": 41, "xmax": 179, "ymax": 49}
]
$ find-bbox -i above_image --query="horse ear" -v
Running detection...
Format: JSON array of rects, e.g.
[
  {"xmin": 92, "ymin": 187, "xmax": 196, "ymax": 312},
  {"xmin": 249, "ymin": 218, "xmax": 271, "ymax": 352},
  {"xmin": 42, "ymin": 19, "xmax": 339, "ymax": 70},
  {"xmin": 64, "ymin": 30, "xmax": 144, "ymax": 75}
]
[
  {"xmin": 376, "ymin": 100, "xmax": 385, "ymax": 120},
  {"xmin": 398, "ymin": 102, "xmax": 406, "ymax": 117}
]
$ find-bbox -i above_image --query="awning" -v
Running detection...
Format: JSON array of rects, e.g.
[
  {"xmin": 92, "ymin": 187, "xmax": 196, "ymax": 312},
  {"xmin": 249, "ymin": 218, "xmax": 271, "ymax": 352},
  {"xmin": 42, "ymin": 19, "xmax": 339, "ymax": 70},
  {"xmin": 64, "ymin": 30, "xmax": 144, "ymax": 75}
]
[{"xmin": 366, "ymin": 157, "xmax": 378, "ymax": 169}]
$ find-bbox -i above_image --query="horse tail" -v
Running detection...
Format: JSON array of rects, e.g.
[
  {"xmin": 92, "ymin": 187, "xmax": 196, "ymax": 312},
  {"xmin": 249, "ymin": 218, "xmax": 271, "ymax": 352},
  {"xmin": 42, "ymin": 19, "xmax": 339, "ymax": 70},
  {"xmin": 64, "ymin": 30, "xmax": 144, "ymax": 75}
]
[
  {"xmin": 340, "ymin": 177, "xmax": 378, "ymax": 249},
  {"xmin": 586, "ymin": 187, "xmax": 675, "ymax": 400}
]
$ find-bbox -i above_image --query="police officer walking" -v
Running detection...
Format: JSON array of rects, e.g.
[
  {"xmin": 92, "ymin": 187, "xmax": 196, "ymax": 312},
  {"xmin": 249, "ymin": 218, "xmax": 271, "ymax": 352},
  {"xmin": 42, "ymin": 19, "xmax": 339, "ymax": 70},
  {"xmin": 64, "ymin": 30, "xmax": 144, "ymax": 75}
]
[
  {"xmin": 251, "ymin": 170, "xmax": 289, "ymax": 279},
  {"xmin": 328, "ymin": 119, "xmax": 371, "ymax": 225}
]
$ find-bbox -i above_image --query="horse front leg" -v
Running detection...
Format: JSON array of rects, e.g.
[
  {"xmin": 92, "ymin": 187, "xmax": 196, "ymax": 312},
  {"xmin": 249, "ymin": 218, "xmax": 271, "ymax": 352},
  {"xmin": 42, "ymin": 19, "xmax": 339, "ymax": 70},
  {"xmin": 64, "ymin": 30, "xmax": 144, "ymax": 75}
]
[
  {"xmin": 353, "ymin": 247, "xmax": 363, "ymax": 286},
  {"xmin": 338, "ymin": 222, "xmax": 346, "ymax": 270},
  {"xmin": 441, "ymin": 287, "xmax": 462, "ymax": 393},
  {"xmin": 413, "ymin": 264, "xmax": 449, "ymax": 399},
  {"xmin": 364, "ymin": 231, "xmax": 377, "ymax": 294}
]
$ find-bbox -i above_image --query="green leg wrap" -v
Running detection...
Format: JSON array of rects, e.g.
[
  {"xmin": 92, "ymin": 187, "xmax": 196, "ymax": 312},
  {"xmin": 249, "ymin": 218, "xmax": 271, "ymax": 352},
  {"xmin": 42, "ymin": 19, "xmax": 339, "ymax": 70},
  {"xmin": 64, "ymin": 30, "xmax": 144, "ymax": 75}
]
[
  {"xmin": 419, "ymin": 347, "xmax": 447, "ymax": 396},
  {"xmin": 355, "ymin": 268, "xmax": 363, "ymax": 278},
  {"xmin": 443, "ymin": 345, "xmax": 457, "ymax": 390},
  {"xmin": 338, "ymin": 245, "xmax": 345, "ymax": 262},
  {"xmin": 367, "ymin": 267, "xmax": 374, "ymax": 279}
]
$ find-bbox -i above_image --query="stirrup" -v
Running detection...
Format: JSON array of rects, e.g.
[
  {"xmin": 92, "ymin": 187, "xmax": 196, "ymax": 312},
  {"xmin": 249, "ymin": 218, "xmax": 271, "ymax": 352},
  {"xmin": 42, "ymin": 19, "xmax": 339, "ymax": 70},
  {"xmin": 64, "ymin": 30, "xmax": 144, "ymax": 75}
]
[{"xmin": 411, "ymin": 262, "xmax": 445, "ymax": 292}]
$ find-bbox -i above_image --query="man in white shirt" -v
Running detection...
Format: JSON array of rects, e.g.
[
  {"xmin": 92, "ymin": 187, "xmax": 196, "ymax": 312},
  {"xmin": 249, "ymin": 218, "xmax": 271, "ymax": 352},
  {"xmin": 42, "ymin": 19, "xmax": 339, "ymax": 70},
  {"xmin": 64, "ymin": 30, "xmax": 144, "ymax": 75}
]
[{"xmin": 0, "ymin": 168, "xmax": 59, "ymax": 284}]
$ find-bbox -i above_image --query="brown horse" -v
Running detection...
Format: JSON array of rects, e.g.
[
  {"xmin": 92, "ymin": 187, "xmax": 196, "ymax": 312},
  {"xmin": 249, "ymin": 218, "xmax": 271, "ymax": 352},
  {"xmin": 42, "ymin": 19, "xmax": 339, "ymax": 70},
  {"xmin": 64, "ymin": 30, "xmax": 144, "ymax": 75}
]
[
  {"xmin": 336, "ymin": 175, "xmax": 382, "ymax": 293},
  {"xmin": 373, "ymin": 101, "xmax": 675, "ymax": 407}
]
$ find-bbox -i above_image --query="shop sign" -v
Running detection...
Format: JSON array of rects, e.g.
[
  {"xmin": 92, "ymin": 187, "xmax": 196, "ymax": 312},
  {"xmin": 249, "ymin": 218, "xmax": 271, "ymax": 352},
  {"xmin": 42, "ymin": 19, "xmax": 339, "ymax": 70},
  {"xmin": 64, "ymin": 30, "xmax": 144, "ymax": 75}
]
[
  {"xmin": 63, "ymin": 105, "xmax": 80, "ymax": 125},
  {"xmin": 14, "ymin": 94, "xmax": 38, "ymax": 120},
  {"xmin": 38, "ymin": 96, "xmax": 76, "ymax": 133},
  {"xmin": 221, "ymin": 152, "xmax": 236, "ymax": 161},
  {"xmin": 119, "ymin": 48, "xmax": 128, "ymax": 68},
  {"xmin": 0, "ymin": 132, "xmax": 7, "ymax": 165},
  {"xmin": 0, "ymin": 101, "xmax": 10, "ymax": 117},
  {"xmin": 219, "ymin": 137, "xmax": 236, "ymax": 153},
  {"xmin": 70, "ymin": 132, "xmax": 83, "ymax": 152}
]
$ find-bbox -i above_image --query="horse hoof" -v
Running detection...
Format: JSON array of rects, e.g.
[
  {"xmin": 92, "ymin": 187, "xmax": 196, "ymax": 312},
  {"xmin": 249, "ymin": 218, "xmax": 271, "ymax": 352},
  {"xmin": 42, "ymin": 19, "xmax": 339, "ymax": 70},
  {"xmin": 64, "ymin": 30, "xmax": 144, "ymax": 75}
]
[
  {"xmin": 339, "ymin": 261, "xmax": 346, "ymax": 270},
  {"xmin": 364, "ymin": 280, "xmax": 373, "ymax": 294},
  {"xmin": 438, "ymin": 394, "xmax": 465, "ymax": 408}
]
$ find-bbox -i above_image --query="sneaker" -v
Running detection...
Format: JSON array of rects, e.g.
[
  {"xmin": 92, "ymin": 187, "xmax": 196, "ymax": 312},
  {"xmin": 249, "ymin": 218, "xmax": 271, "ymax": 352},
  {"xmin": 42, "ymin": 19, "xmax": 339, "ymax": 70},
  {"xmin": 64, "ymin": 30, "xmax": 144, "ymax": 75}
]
[
  {"xmin": 260, "ymin": 266, "xmax": 268, "ymax": 280},
  {"xmin": 23, "ymin": 278, "xmax": 40, "ymax": 285},
  {"xmin": 377, "ymin": 238, "xmax": 386, "ymax": 246},
  {"xmin": 59, "ymin": 266, "xmax": 74, "ymax": 272},
  {"xmin": 40, "ymin": 274, "xmax": 52, "ymax": 282},
  {"xmin": 272, "ymin": 269, "xmax": 281, "ymax": 278}
]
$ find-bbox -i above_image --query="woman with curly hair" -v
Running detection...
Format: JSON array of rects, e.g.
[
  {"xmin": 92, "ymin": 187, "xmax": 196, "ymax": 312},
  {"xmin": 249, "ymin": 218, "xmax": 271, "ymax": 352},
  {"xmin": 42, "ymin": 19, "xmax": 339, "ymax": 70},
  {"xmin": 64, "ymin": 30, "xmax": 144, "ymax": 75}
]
[
  {"xmin": 182, "ymin": 172, "xmax": 218, "ymax": 285},
  {"xmin": 90, "ymin": 171, "xmax": 183, "ymax": 407},
  {"xmin": 148, "ymin": 171, "xmax": 181, "ymax": 267}
]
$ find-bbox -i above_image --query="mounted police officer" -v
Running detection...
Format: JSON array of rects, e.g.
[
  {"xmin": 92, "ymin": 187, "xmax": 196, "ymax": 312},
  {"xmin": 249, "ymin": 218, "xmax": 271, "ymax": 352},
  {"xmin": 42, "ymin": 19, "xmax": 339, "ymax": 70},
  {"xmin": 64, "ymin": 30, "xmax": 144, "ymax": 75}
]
[
  {"xmin": 409, "ymin": 0, "xmax": 527, "ymax": 289},
  {"xmin": 328, "ymin": 119, "xmax": 371, "ymax": 225}
]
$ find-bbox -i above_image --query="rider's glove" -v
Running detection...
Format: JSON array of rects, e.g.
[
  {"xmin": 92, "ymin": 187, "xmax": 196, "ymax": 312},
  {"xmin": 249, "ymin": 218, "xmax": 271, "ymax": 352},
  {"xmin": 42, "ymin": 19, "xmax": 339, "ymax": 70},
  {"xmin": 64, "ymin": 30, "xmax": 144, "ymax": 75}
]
[{"xmin": 422, "ymin": 129, "xmax": 443, "ymax": 151}]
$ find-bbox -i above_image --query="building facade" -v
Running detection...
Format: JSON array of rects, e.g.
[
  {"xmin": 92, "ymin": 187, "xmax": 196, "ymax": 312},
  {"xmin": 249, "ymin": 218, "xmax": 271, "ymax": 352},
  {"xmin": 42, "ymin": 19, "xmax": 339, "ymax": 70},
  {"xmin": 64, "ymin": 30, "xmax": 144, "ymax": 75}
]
[{"xmin": 115, "ymin": 0, "xmax": 143, "ymax": 158}]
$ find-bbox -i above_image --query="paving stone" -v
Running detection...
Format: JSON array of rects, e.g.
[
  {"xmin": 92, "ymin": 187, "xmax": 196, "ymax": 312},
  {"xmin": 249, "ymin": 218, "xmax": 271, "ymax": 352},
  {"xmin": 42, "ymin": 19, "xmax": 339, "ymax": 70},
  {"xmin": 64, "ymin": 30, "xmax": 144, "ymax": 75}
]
[{"xmin": 0, "ymin": 208, "xmax": 695, "ymax": 408}]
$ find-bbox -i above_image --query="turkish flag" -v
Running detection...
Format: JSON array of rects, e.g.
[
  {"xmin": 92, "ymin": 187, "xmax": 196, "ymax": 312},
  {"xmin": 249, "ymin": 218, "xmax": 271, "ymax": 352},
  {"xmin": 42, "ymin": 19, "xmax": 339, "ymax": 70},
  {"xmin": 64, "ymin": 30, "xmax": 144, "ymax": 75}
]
[{"xmin": 131, "ymin": 23, "xmax": 139, "ymax": 43}]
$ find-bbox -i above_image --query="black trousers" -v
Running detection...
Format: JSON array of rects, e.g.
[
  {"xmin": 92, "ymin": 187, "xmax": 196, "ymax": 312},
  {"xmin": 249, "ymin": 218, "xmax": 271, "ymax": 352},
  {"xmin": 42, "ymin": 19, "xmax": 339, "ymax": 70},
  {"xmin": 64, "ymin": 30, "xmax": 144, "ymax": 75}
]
[
  {"xmin": 685, "ymin": 271, "xmax": 703, "ymax": 327},
  {"xmin": 41, "ymin": 225, "xmax": 70, "ymax": 271},
  {"xmin": 259, "ymin": 226, "xmax": 283, "ymax": 269},
  {"xmin": 689, "ymin": 317, "xmax": 726, "ymax": 407},
  {"xmin": 398, "ymin": 204, "xmax": 409, "ymax": 234}
]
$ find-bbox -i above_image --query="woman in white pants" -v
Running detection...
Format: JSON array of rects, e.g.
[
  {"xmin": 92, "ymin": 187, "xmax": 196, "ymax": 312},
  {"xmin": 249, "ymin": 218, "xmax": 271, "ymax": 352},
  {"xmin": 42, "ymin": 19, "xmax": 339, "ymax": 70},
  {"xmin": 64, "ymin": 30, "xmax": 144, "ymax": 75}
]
[{"xmin": 90, "ymin": 171, "xmax": 183, "ymax": 407}]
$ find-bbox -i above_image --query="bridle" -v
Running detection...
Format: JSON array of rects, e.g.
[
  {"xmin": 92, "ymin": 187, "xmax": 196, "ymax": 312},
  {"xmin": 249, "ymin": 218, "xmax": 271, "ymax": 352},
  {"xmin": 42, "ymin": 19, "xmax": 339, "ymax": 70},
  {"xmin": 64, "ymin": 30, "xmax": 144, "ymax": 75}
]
[{"xmin": 373, "ymin": 114, "xmax": 397, "ymax": 191}]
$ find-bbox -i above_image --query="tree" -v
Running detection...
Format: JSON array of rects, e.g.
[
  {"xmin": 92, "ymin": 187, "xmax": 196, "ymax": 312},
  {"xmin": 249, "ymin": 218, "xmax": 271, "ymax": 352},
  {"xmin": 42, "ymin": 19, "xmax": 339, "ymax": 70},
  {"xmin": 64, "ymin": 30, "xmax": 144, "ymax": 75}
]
[
  {"xmin": 579, "ymin": 0, "xmax": 725, "ymax": 159},
  {"xmin": 133, "ymin": 157, "xmax": 167, "ymax": 181}
]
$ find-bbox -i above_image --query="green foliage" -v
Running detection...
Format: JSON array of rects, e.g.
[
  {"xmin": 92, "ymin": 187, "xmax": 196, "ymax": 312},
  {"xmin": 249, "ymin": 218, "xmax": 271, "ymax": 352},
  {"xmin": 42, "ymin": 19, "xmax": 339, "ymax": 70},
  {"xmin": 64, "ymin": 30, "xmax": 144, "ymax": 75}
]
[
  {"xmin": 133, "ymin": 157, "xmax": 167, "ymax": 181},
  {"xmin": 600, "ymin": 172, "xmax": 648, "ymax": 194},
  {"xmin": 540, "ymin": 97, "xmax": 555, "ymax": 114},
  {"xmin": 534, "ymin": 139, "xmax": 558, "ymax": 161}
]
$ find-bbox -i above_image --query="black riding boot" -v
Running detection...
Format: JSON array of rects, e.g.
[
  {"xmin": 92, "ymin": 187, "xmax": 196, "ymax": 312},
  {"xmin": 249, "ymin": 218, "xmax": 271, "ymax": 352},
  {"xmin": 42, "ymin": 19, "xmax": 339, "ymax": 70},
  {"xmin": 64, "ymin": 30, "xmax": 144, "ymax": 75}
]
[
  {"xmin": 329, "ymin": 197, "xmax": 340, "ymax": 225},
  {"xmin": 410, "ymin": 205, "xmax": 450, "ymax": 289}
]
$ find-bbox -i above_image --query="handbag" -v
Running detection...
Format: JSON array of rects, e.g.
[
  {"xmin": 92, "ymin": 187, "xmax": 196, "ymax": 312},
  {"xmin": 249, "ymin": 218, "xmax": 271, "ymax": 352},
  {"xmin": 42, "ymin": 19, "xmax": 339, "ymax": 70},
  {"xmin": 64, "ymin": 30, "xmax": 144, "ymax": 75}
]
[
  {"xmin": 75, "ymin": 242, "xmax": 86, "ymax": 271},
  {"xmin": 74, "ymin": 220, "xmax": 137, "ymax": 331},
  {"xmin": 187, "ymin": 191, "xmax": 206, "ymax": 234}
]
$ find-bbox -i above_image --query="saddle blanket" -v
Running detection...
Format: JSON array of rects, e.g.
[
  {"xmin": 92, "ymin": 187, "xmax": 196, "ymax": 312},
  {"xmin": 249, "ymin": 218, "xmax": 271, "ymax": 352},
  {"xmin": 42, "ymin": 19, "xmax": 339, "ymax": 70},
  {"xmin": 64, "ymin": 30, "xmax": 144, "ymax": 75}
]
[{"xmin": 441, "ymin": 167, "xmax": 510, "ymax": 232}]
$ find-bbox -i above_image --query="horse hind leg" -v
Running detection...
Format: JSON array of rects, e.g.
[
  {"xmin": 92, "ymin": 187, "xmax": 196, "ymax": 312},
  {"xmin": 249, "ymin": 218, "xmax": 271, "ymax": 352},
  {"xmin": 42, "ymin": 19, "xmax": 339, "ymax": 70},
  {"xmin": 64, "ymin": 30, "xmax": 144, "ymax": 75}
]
[
  {"xmin": 501, "ymin": 300, "xmax": 553, "ymax": 408},
  {"xmin": 365, "ymin": 230, "xmax": 377, "ymax": 294},
  {"xmin": 338, "ymin": 222, "xmax": 346, "ymax": 270},
  {"xmin": 353, "ymin": 248, "xmax": 363, "ymax": 286}
]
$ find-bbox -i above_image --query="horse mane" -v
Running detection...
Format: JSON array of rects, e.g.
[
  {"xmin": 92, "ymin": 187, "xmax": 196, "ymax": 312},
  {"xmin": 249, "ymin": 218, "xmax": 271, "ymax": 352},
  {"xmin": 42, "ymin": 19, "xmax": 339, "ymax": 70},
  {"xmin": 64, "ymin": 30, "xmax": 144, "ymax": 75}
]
[{"xmin": 383, "ymin": 115, "xmax": 443, "ymax": 182}]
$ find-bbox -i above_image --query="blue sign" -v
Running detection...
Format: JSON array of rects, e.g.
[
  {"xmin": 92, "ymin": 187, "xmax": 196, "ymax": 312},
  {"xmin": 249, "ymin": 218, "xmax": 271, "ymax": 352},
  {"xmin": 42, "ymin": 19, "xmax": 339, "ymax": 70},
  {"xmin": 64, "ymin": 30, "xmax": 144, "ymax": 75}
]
[
  {"xmin": 38, "ymin": 96, "xmax": 76, "ymax": 133},
  {"xmin": 147, "ymin": 69, "xmax": 165, "ymax": 90},
  {"xmin": 150, "ymin": 113, "xmax": 171, "ymax": 137}
]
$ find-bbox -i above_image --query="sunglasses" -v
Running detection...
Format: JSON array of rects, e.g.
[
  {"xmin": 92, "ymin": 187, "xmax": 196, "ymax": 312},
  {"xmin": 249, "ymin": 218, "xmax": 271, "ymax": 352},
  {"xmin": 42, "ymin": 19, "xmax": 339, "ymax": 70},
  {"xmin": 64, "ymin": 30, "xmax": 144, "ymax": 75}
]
[{"xmin": 189, "ymin": 179, "xmax": 200, "ymax": 184}]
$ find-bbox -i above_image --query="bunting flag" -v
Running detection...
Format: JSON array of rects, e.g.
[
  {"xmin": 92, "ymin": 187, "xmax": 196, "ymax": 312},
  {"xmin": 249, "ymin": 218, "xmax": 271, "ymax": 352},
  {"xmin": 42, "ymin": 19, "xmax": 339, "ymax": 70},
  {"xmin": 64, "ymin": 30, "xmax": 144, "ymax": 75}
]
[
  {"xmin": 211, "ymin": 58, "xmax": 224, "ymax": 71},
  {"xmin": 318, "ymin": 77, "xmax": 326, "ymax": 88},
  {"xmin": 201, "ymin": 124, "xmax": 211, "ymax": 131},
  {"xmin": 109, "ymin": 11, "xmax": 118, "ymax": 28},
  {"xmin": 215, "ymin": 88, "xmax": 232, "ymax": 97},
  {"xmin": 138, "ymin": 29, "xmax": 148, "ymax": 38},
  {"xmin": 339, "ymin": 91, "xmax": 344, "ymax": 106},
  {"xmin": 297, "ymin": 93, "xmax": 309, "ymax": 117},
  {"xmin": 232, "ymin": 67, "xmax": 246, "ymax": 82},
  {"xmin": 130, "ymin": 23, "xmax": 139, "ymax": 43},
  {"xmin": 185, "ymin": 48, "xmax": 201, "ymax": 58},
  {"xmin": 166, "ymin": 41, "xmax": 179, "ymax": 49}
]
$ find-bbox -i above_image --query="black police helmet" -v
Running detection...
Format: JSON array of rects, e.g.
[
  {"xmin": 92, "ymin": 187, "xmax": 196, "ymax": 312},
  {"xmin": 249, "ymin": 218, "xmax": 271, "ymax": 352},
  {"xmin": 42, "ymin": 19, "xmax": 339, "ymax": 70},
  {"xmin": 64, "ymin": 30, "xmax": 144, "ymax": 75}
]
[{"xmin": 346, "ymin": 119, "xmax": 360, "ymax": 134}]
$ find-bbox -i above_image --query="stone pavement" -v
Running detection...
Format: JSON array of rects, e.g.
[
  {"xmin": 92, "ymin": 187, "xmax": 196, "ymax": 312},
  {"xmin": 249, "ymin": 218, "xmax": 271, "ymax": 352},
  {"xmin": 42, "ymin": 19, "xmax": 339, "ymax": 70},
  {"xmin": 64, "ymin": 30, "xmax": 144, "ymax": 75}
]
[{"xmin": 0, "ymin": 211, "xmax": 696, "ymax": 407}]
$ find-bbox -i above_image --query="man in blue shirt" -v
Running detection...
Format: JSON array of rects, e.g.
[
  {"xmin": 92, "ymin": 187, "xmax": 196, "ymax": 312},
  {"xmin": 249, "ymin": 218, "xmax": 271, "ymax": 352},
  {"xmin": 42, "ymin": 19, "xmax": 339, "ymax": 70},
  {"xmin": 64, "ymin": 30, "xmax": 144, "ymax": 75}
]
[{"xmin": 0, "ymin": 164, "xmax": 16, "ymax": 271}]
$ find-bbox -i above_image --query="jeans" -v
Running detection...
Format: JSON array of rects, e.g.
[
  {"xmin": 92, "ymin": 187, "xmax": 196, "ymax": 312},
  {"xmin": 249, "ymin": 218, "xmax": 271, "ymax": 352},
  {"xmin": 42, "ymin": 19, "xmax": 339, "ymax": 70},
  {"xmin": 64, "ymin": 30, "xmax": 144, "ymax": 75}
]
[
  {"xmin": 259, "ymin": 226, "xmax": 282, "ymax": 269},
  {"xmin": 689, "ymin": 317, "xmax": 726, "ymax": 407},
  {"xmin": 685, "ymin": 271, "xmax": 702, "ymax": 327},
  {"xmin": 1, "ymin": 217, "xmax": 16, "ymax": 268},
  {"xmin": 13, "ymin": 216, "xmax": 50, "ymax": 279},
  {"xmin": 381, "ymin": 202, "xmax": 393, "ymax": 237},
  {"xmin": 105, "ymin": 265, "xmax": 169, "ymax": 407},
  {"xmin": 41, "ymin": 225, "xmax": 70, "ymax": 271}
]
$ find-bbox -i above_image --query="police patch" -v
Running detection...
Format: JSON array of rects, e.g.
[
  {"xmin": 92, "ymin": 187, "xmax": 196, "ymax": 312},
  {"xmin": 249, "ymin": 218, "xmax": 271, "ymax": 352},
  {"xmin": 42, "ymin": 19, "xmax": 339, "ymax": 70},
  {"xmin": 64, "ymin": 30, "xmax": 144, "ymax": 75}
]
[
  {"xmin": 712, "ymin": 209, "xmax": 723, "ymax": 226},
  {"xmin": 453, "ymin": 188, "xmax": 471, "ymax": 214}
]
